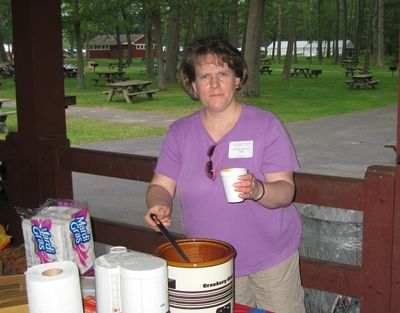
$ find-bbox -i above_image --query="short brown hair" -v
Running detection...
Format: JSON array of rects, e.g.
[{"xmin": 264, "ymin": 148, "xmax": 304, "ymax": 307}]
[{"xmin": 179, "ymin": 37, "xmax": 248, "ymax": 100}]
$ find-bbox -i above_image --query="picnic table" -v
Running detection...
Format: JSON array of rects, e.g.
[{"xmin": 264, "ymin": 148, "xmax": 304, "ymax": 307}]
[
  {"xmin": 345, "ymin": 74, "xmax": 380, "ymax": 89},
  {"xmin": 105, "ymin": 80, "xmax": 158, "ymax": 103},
  {"xmin": 93, "ymin": 71, "xmax": 127, "ymax": 86},
  {"xmin": 389, "ymin": 64, "xmax": 397, "ymax": 77},
  {"xmin": 290, "ymin": 67, "xmax": 311, "ymax": 78},
  {"xmin": 259, "ymin": 65, "xmax": 272, "ymax": 75},
  {"xmin": 309, "ymin": 69, "xmax": 322, "ymax": 79},
  {"xmin": 0, "ymin": 64, "xmax": 14, "ymax": 79},
  {"xmin": 260, "ymin": 58, "xmax": 272, "ymax": 65},
  {"xmin": 345, "ymin": 66, "xmax": 363, "ymax": 77},
  {"xmin": 340, "ymin": 59, "xmax": 358, "ymax": 67},
  {"xmin": 108, "ymin": 62, "xmax": 130, "ymax": 70},
  {"xmin": 64, "ymin": 95, "xmax": 76, "ymax": 108},
  {"xmin": 0, "ymin": 100, "xmax": 16, "ymax": 133},
  {"xmin": 63, "ymin": 64, "xmax": 77, "ymax": 77}
]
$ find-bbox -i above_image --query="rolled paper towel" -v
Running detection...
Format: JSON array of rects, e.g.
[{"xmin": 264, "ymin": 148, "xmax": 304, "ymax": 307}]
[{"xmin": 26, "ymin": 261, "xmax": 83, "ymax": 313}]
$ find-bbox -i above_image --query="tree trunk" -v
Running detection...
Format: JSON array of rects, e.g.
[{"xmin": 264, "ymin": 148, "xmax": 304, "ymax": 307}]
[
  {"xmin": 334, "ymin": 0, "xmax": 340, "ymax": 64},
  {"xmin": 241, "ymin": 0, "xmax": 250, "ymax": 52},
  {"xmin": 152, "ymin": 4, "xmax": 166, "ymax": 90},
  {"xmin": 240, "ymin": 0, "xmax": 265, "ymax": 98},
  {"xmin": 316, "ymin": 0, "xmax": 322, "ymax": 63},
  {"xmin": 165, "ymin": 1, "xmax": 180, "ymax": 83},
  {"xmin": 229, "ymin": 0, "xmax": 238, "ymax": 47},
  {"xmin": 372, "ymin": 0, "xmax": 378, "ymax": 64},
  {"xmin": 363, "ymin": 0, "xmax": 373, "ymax": 73},
  {"xmin": 185, "ymin": 2, "xmax": 195, "ymax": 46},
  {"xmin": 327, "ymin": 39, "xmax": 331, "ymax": 58},
  {"xmin": 376, "ymin": 0, "xmax": 384, "ymax": 66},
  {"xmin": 271, "ymin": 40, "xmax": 276, "ymax": 60},
  {"xmin": 71, "ymin": 0, "xmax": 85, "ymax": 89},
  {"xmin": 144, "ymin": 4, "xmax": 154, "ymax": 78},
  {"xmin": 126, "ymin": 33, "xmax": 132, "ymax": 64},
  {"xmin": 282, "ymin": 0, "xmax": 297, "ymax": 80},
  {"xmin": 121, "ymin": 7, "xmax": 132, "ymax": 64},
  {"xmin": 341, "ymin": 0, "xmax": 348, "ymax": 59},
  {"xmin": 0, "ymin": 11, "xmax": 8, "ymax": 62},
  {"xmin": 276, "ymin": 0, "xmax": 283, "ymax": 64},
  {"xmin": 115, "ymin": 27, "xmax": 124, "ymax": 71},
  {"xmin": 354, "ymin": 0, "xmax": 364, "ymax": 62}
]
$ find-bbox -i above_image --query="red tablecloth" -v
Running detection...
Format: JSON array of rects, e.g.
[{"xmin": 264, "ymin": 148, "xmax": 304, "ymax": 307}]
[{"xmin": 234, "ymin": 303, "xmax": 274, "ymax": 313}]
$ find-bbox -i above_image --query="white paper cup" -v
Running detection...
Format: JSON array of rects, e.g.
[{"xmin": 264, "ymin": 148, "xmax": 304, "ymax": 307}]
[{"xmin": 220, "ymin": 168, "xmax": 248, "ymax": 203}]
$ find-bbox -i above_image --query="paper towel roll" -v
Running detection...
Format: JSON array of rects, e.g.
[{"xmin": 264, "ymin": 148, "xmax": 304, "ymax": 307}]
[{"xmin": 26, "ymin": 261, "xmax": 83, "ymax": 313}]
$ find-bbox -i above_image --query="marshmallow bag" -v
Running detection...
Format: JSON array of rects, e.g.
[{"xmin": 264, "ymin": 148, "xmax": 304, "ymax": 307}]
[{"xmin": 21, "ymin": 199, "xmax": 95, "ymax": 274}]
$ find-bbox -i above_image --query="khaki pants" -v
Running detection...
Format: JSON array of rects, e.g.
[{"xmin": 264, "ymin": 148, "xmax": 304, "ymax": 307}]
[{"xmin": 235, "ymin": 251, "xmax": 305, "ymax": 313}]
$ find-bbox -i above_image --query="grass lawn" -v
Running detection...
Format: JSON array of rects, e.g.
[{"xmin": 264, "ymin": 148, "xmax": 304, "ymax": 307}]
[{"xmin": 0, "ymin": 56, "xmax": 397, "ymax": 144}]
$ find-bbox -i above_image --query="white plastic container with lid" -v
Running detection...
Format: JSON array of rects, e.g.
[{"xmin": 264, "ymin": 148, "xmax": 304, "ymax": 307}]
[
  {"xmin": 120, "ymin": 255, "xmax": 169, "ymax": 313},
  {"xmin": 94, "ymin": 246, "xmax": 149, "ymax": 313},
  {"xmin": 95, "ymin": 246, "xmax": 128, "ymax": 313}
]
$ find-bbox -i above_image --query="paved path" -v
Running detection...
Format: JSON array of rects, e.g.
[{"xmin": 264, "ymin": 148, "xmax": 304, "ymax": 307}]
[{"xmin": 69, "ymin": 104, "xmax": 397, "ymax": 233}]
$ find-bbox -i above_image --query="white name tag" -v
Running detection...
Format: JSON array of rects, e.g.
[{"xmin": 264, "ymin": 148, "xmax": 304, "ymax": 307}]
[{"xmin": 228, "ymin": 140, "xmax": 253, "ymax": 158}]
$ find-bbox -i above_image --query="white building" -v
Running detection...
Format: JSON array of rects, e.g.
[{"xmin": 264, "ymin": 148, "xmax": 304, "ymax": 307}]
[
  {"xmin": 266, "ymin": 40, "xmax": 353, "ymax": 57},
  {"xmin": 3, "ymin": 44, "xmax": 12, "ymax": 52}
]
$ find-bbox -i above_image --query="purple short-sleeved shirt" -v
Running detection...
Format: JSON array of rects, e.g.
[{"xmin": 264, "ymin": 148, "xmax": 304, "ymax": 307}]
[{"xmin": 155, "ymin": 104, "xmax": 302, "ymax": 277}]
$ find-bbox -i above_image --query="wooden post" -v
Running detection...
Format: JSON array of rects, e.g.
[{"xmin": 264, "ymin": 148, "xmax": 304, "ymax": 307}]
[
  {"xmin": 361, "ymin": 166, "xmax": 395, "ymax": 312},
  {"xmin": 392, "ymin": 165, "xmax": 400, "ymax": 313},
  {"xmin": 391, "ymin": 29, "xmax": 400, "ymax": 313},
  {"xmin": 8, "ymin": 0, "xmax": 73, "ymax": 240}
]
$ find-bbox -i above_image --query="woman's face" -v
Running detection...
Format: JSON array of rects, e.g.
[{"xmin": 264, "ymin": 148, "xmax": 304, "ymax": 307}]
[{"xmin": 192, "ymin": 54, "xmax": 240, "ymax": 113}]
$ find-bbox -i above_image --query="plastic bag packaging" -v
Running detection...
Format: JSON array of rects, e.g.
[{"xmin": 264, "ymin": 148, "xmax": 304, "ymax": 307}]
[
  {"xmin": 18, "ymin": 198, "xmax": 95, "ymax": 274},
  {"xmin": 298, "ymin": 204, "xmax": 362, "ymax": 313}
]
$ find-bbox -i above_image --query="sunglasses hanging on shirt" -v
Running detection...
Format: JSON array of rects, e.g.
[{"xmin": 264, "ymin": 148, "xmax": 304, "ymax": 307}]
[{"xmin": 206, "ymin": 144, "xmax": 217, "ymax": 180}]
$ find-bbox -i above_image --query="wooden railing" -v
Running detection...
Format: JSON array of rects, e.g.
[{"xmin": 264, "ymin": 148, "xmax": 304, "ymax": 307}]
[{"xmin": 56, "ymin": 146, "xmax": 398, "ymax": 313}]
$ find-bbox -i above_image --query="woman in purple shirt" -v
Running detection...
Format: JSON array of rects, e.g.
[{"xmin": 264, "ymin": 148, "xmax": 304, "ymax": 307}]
[{"xmin": 145, "ymin": 38, "xmax": 305, "ymax": 313}]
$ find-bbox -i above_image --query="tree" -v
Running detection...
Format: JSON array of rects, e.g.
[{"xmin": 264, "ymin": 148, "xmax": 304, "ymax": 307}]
[
  {"xmin": 282, "ymin": 0, "xmax": 298, "ymax": 81},
  {"xmin": 317, "ymin": 0, "xmax": 324, "ymax": 63},
  {"xmin": 183, "ymin": 0, "xmax": 195, "ymax": 45},
  {"xmin": 71, "ymin": 0, "xmax": 85, "ymax": 89},
  {"xmin": 0, "ymin": 9, "xmax": 8, "ymax": 62},
  {"xmin": 119, "ymin": 1, "xmax": 144, "ymax": 65},
  {"xmin": 240, "ymin": 0, "xmax": 249, "ymax": 51},
  {"xmin": 341, "ymin": 0, "xmax": 349, "ymax": 60},
  {"xmin": 376, "ymin": 0, "xmax": 384, "ymax": 66},
  {"xmin": 276, "ymin": 0, "xmax": 283, "ymax": 64},
  {"xmin": 384, "ymin": 0, "xmax": 398, "ymax": 58},
  {"xmin": 241, "ymin": 0, "xmax": 265, "ymax": 97},
  {"xmin": 165, "ymin": 1, "xmax": 180, "ymax": 83},
  {"xmin": 143, "ymin": 2, "xmax": 154, "ymax": 78},
  {"xmin": 354, "ymin": 0, "xmax": 365, "ymax": 61},
  {"xmin": 121, "ymin": 5, "xmax": 132, "ymax": 64},
  {"xmin": 151, "ymin": 3, "xmax": 166, "ymax": 90},
  {"xmin": 362, "ymin": 0, "xmax": 373, "ymax": 73},
  {"xmin": 229, "ymin": 0, "xmax": 238, "ymax": 47},
  {"xmin": 82, "ymin": 0, "xmax": 133, "ymax": 70},
  {"xmin": 334, "ymin": 0, "xmax": 340, "ymax": 64},
  {"xmin": 0, "ymin": 0, "xmax": 11, "ymax": 62}
]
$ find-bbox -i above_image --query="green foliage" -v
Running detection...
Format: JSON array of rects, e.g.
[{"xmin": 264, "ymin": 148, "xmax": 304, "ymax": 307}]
[{"xmin": 0, "ymin": 0, "xmax": 12, "ymax": 44}]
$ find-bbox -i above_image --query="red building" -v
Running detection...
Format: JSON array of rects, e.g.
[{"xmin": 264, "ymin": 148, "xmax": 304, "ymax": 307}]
[{"xmin": 87, "ymin": 34, "xmax": 156, "ymax": 59}]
